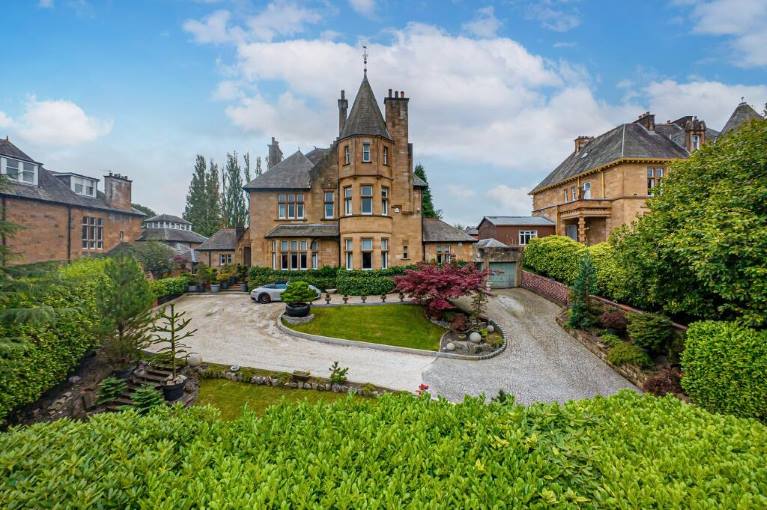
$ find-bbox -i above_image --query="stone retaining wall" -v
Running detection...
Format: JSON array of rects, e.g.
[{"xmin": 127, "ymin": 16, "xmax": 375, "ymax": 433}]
[{"xmin": 520, "ymin": 270, "xmax": 569, "ymax": 305}]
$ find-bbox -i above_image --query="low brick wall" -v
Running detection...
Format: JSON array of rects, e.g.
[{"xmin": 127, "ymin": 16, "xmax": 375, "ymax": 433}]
[{"xmin": 520, "ymin": 270, "xmax": 569, "ymax": 306}]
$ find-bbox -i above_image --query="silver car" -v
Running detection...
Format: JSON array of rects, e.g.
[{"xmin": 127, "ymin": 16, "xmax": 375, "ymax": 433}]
[{"xmin": 250, "ymin": 282, "xmax": 321, "ymax": 304}]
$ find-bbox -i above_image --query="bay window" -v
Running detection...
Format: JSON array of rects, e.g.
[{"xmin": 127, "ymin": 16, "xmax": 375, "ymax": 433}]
[
  {"xmin": 344, "ymin": 145, "xmax": 351, "ymax": 165},
  {"xmin": 383, "ymin": 146, "xmax": 388, "ymax": 165},
  {"xmin": 582, "ymin": 182, "xmax": 592, "ymax": 199},
  {"xmin": 362, "ymin": 143, "xmax": 371, "ymax": 162},
  {"xmin": 381, "ymin": 186, "xmax": 389, "ymax": 215},
  {"xmin": 344, "ymin": 239, "xmax": 353, "ymax": 270},
  {"xmin": 381, "ymin": 238, "xmax": 389, "ymax": 269},
  {"xmin": 344, "ymin": 187, "xmax": 352, "ymax": 215},
  {"xmin": 311, "ymin": 240, "xmax": 318, "ymax": 269}
]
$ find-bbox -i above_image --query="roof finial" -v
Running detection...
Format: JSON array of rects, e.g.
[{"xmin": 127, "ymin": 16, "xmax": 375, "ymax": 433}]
[
  {"xmin": 740, "ymin": 96, "xmax": 746, "ymax": 104},
  {"xmin": 362, "ymin": 45, "xmax": 368, "ymax": 76}
]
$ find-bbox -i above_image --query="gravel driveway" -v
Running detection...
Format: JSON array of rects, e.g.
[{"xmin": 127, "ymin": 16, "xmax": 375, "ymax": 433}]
[
  {"xmin": 423, "ymin": 288, "xmax": 638, "ymax": 403},
  {"xmin": 165, "ymin": 294, "xmax": 433, "ymax": 392},
  {"xmin": 170, "ymin": 289, "xmax": 636, "ymax": 402}
]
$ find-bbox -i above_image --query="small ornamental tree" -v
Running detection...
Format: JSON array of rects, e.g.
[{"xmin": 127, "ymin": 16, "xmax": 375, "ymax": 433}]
[
  {"xmin": 282, "ymin": 281, "xmax": 318, "ymax": 305},
  {"xmin": 394, "ymin": 263, "xmax": 488, "ymax": 317},
  {"xmin": 568, "ymin": 253, "xmax": 597, "ymax": 329},
  {"xmin": 151, "ymin": 304, "xmax": 196, "ymax": 383}
]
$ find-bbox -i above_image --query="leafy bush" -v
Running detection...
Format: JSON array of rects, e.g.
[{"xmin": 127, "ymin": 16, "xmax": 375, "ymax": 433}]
[
  {"xmin": 131, "ymin": 385, "xmax": 164, "ymax": 414},
  {"xmin": 627, "ymin": 312, "xmax": 673, "ymax": 356},
  {"xmin": 599, "ymin": 333, "xmax": 622, "ymax": 347},
  {"xmin": 523, "ymin": 235, "xmax": 584, "ymax": 285},
  {"xmin": 1, "ymin": 392, "xmax": 766, "ymax": 507},
  {"xmin": 108, "ymin": 241, "xmax": 175, "ymax": 278},
  {"xmin": 336, "ymin": 274, "xmax": 395, "ymax": 296},
  {"xmin": 681, "ymin": 321, "xmax": 767, "ymax": 421},
  {"xmin": 149, "ymin": 276, "xmax": 188, "ymax": 300},
  {"xmin": 607, "ymin": 342, "xmax": 653, "ymax": 369},
  {"xmin": 96, "ymin": 377, "xmax": 127, "ymax": 406},
  {"xmin": 643, "ymin": 368, "xmax": 683, "ymax": 397},
  {"xmin": 599, "ymin": 309, "xmax": 628, "ymax": 332},
  {"xmin": 0, "ymin": 258, "xmax": 108, "ymax": 424},
  {"xmin": 281, "ymin": 281, "xmax": 318, "ymax": 304},
  {"xmin": 394, "ymin": 263, "xmax": 487, "ymax": 316}
]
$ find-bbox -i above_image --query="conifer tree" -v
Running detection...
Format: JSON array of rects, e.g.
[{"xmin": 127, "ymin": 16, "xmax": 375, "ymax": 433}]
[
  {"xmin": 183, "ymin": 155, "xmax": 208, "ymax": 235},
  {"xmin": 221, "ymin": 153, "xmax": 247, "ymax": 228},
  {"xmin": 255, "ymin": 155, "xmax": 263, "ymax": 176},
  {"xmin": 243, "ymin": 153, "xmax": 251, "ymax": 184},
  {"xmin": 414, "ymin": 164, "xmax": 440, "ymax": 219},
  {"xmin": 203, "ymin": 160, "xmax": 222, "ymax": 236}
]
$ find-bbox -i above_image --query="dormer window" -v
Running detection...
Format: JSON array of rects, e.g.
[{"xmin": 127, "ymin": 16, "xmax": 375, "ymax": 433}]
[
  {"xmin": 71, "ymin": 176, "xmax": 97, "ymax": 197},
  {"xmin": 1, "ymin": 157, "xmax": 38, "ymax": 185},
  {"xmin": 692, "ymin": 134, "xmax": 701, "ymax": 150},
  {"xmin": 362, "ymin": 143, "xmax": 371, "ymax": 163}
]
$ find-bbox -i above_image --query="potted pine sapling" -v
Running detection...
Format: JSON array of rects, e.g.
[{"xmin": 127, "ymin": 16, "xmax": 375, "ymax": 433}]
[
  {"xmin": 282, "ymin": 280, "xmax": 318, "ymax": 318},
  {"xmin": 151, "ymin": 303, "xmax": 197, "ymax": 401},
  {"xmin": 210, "ymin": 269, "xmax": 220, "ymax": 293}
]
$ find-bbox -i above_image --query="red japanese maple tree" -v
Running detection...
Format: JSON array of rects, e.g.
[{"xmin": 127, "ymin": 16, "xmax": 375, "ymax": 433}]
[{"xmin": 394, "ymin": 263, "xmax": 488, "ymax": 316}]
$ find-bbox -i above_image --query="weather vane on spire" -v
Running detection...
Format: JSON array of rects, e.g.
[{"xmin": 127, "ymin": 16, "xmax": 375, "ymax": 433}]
[{"xmin": 363, "ymin": 45, "xmax": 368, "ymax": 76}]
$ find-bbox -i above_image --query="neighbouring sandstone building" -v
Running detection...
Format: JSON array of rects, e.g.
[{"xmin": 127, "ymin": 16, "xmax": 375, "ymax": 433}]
[
  {"xmin": 137, "ymin": 213, "xmax": 207, "ymax": 265},
  {"xmin": 0, "ymin": 138, "xmax": 144, "ymax": 265},
  {"xmin": 242, "ymin": 72, "xmax": 475, "ymax": 270},
  {"xmin": 530, "ymin": 102, "xmax": 764, "ymax": 244}
]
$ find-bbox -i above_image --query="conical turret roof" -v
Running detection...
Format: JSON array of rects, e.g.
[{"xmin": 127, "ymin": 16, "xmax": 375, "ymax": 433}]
[
  {"xmin": 340, "ymin": 75, "xmax": 391, "ymax": 140},
  {"xmin": 721, "ymin": 102, "xmax": 763, "ymax": 134}
]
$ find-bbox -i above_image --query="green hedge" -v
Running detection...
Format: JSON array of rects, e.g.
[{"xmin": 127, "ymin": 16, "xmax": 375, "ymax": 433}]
[
  {"xmin": 1, "ymin": 392, "xmax": 766, "ymax": 507},
  {"xmin": 247, "ymin": 266, "xmax": 415, "ymax": 295},
  {"xmin": 0, "ymin": 258, "xmax": 108, "ymax": 423},
  {"xmin": 523, "ymin": 235, "xmax": 584, "ymax": 285},
  {"xmin": 681, "ymin": 321, "xmax": 767, "ymax": 422},
  {"xmin": 149, "ymin": 276, "xmax": 188, "ymax": 300}
]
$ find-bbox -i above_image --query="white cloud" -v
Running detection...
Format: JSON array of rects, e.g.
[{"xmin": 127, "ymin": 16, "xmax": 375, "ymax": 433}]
[
  {"xmin": 0, "ymin": 111, "xmax": 12, "ymax": 129},
  {"xmin": 485, "ymin": 185, "xmax": 534, "ymax": 216},
  {"xmin": 9, "ymin": 97, "xmax": 112, "ymax": 146},
  {"xmin": 446, "ymin": 184, "xmax": 476, "ymax": 200},
  {"xmin": 183, "ymin": 2, "xmax": 321, "ymax": 44},
  {"xmin": 645, "ymin": 79, "xmax": 767, "ymax": 128},
  {"xmin": 212, "ymin": 80, "xmax": 244, "ymax": 101},
  {"xmin": 526, "ymin": 1, "xmax": 581, "ymax": 32},
  {"xmin": 684, "ymin": 0, "xmax": 767, "ymax": 67},
  {"xmin": 38, "ymin": 0, "xmax": 54, "ymax": 8},
  {"xmin": 462, "ymin": 6, "xmax": 501, "ymax": 38},
  {"xmin": 349, "ymin": 0, "xmax": 375, "ymax": 17}
]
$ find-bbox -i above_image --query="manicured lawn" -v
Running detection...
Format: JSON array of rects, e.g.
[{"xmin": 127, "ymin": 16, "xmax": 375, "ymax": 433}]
[
  {"xmin": 286, "ymin": 304, "xmax": 445, "ymax": 351},
  {"xmin": 197, "ymin": 378, "xmax": 350, "ymax": 420}
]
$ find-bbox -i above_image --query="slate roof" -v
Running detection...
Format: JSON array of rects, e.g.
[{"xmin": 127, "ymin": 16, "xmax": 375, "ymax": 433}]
[
  {"xmin": 0, "ymin": 139, "xmax": 144, "ymax": 216},
  {"xmin": 137, "ymin": 228, "xmax": 207, "ymax": 244},
  {"xmin": 144, "ymin": 214, "xmax": 190, "ymax": 225},
  {"xmin": 0, "ymin": 138, "xmax": 36, "ymax": 163},
  {"xmin": 655, "ymin": 121, "xmax": 720, "ymax": 147},
  {"xmin": 464, "ymin": 226, "xmax": 479, "ymax": 236},
  {"xmin": 305, "ymin": 147, "xmax": 330, "ymax": 165},
  {"xmin": 422, "ymin": 218, "xmax": 477, "ymax": 243},
  {"xmin": 413, "ymin": 174, "xmax": 427, "ymax": 187},
  {"xmin": 244, "ymin": 150, "xmax": 315, "ymax": 190},
  {"xmin": 265, "ymin": 223, "xmax": 339, "ymax": 238},
  {"xmin": 721, "ymin": 102, "xmax": 763, "ymax": 134},
  {"xmin": 532, "ymin": 122, "xmax": 690, "ymax": 192},
  {"xmin": 480, "ymin": 216, "xmax": 555, "ymax": 227},
  {"xmin": 477, "ymin": 238, "xmax": 508, "ymax": 249},
  {"xmin": 196, "ymin": 228, "xmax": 238, "ymax": 251},
  {"xmin": 339, "ymin": 75, "xmax": 391, "ymax": 140}
]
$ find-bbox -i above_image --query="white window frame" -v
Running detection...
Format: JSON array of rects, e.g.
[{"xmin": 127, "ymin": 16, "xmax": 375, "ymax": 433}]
[
  {"xmin": 362, "ymin": 143, "xmax": 371, "ymax": 163},
  {"xmin": 324, "ymin": 191, "xmax": 334, "ymax": 219},
  {"xmin": 563, "ymin": 189, "xmax": 568, "ymax": 203},
  {"xmin": 1, "ymin": 157, "xmax": 38, "ymax": 185},
  {"xmin": 383, "ymin": 146, "xmax": 388, "ymax": 165},
  {"xmin": 344, "ymin": 145, "xmax": 350, "ymax": 165},
  {"xmin": 361, "ymin": 238, "xmax": 373, "ymax": 270},
  {"xmin": 381, "ymin": 238, "xmax": 389, "ymax": 269},
  {"xmin": 219, "ymin": 253, "xmax": 232, "ymax": 265},
  {"xmin": 582, "ymin": 182, "xmax": 592, "ymax": 200},
  {"xmin": 381, "ymin": 186, "xmax": 389, "ymax": 215},
  {"xmin": 436, "ymin": 244, "xmax": 452, "ymax": 264},
  {"xmin": 360, "ymin": 185, "xmax": 373, "ymax": 215},
  {"xmin": 344, "ymin": 187, "xmax": 352, "ymax": 216},
  {"xmin": 344, "ymin": 238, "xmax": 353, "ymax": 270},
  {"xmin": 692, "ymin": 134, "xmax": 701, "ymax": 150},
  {"xmin": 81, "ymin": 216, "xmax": 104, "ymax": 250},
  {"xmin": 311, "ymin": 240, "xmax": 318, "ymax": 269},
  {"xmin": 519, "ymin": 230, "xmax": 538, "ymax": 246}
]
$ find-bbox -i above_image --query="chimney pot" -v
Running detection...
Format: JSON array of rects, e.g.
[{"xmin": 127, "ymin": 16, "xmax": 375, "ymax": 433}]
[
  {"xmin": 395, "ymin": 91, "xmax": 399, "ymax": 98},
  {"xmin": 400, "ymin": 90, "xmax": 405, "ymax": 97},
  {"xmin": 388, "ymin": 88, "xmax": 392, "ymax": 97}
]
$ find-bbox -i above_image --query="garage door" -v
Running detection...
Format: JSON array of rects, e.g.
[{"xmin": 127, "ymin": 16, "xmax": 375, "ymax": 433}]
[{"xmin": 489, "ymin": 262, "xmax": 517, "ymax": 288}]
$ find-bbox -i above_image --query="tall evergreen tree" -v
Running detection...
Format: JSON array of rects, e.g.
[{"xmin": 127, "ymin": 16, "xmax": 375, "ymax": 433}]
[
  {"xmin": 414, "ymin": 164, "xmax": 440, "ymax": 218},
  {"xmin": 183, "ymin": 155, "xmax": 208, "ymax": 234},
  {"xmin": 243, "ymin": 153, "xmax": 252, "ymax": 184},
  {"xmin": 203, "ymin": 160, "xmax": 222, "ymax": 236},
  {"xmin": 256, "ymin": 155, "xmax": 263, "ymax": 176},
  {"xmin": 221, "ymin": 152, "xmax": 247, "ymax": 228}
]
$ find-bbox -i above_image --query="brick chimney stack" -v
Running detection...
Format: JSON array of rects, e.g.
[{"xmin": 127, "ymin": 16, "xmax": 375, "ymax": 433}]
[
  {"xmin": 636, "ymin": 112, "xmax": 655, "ymax": 131},
  {"xmin": 574, "ymin": 136, "xmax": 593, "ymax": 154},
  {"xmin": 384, "ymin": 88, "xmax": 412, "ymax": 213},
  {"xmin": 267, "ymin": 137, "xmax": 283, "ymax": 170},
  {"xmin": 684, "ymin": 116, "xmax": 706, "ymax": 152},
  {"xmin": 103, "ymin": 172, "xmax": 132, "ymax": 210},
  {"xmin": 338, "ymin": 90, "xmax": 348, "ymax": 137}
]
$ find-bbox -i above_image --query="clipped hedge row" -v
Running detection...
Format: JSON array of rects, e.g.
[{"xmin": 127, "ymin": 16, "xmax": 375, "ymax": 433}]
[
  {"xmin": 0, "ymin": 258, "xmax": 108, "ymax": 423},
  {"xmin": 149, "ymin": 276, "xmax": 188, "ymax": 300},
  {"xmin": 1, "ymin": 392, "xmax": 766, "ymax": 507},
  {"xmin": 682, "ymin": 321, "xmax": 767, "ymax": 422},
  {"xmin": 247, "ymin": 266, "xmax": 415, "ymax": 295}
]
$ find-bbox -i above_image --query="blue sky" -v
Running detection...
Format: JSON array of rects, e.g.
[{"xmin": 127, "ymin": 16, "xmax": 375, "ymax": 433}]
[{"xmin": 1, "ymin": 0, "xmax": 765, "ymax": 226}]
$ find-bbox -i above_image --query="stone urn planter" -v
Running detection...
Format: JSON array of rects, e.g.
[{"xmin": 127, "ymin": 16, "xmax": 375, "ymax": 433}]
[
  {"xmin": 162, "ymin": 374, "xmax": 187, "ymax": 402},
  {"xmin": 187, "ymin": 284, "xmax": 199, "ymax": 293},
  {"xmin": 285, "ymin": 303, "xmax": 311, "ymax": 317},
  {"xmin": 210, "ymin": 283, "xmax": 220, "ymax": 293}
]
